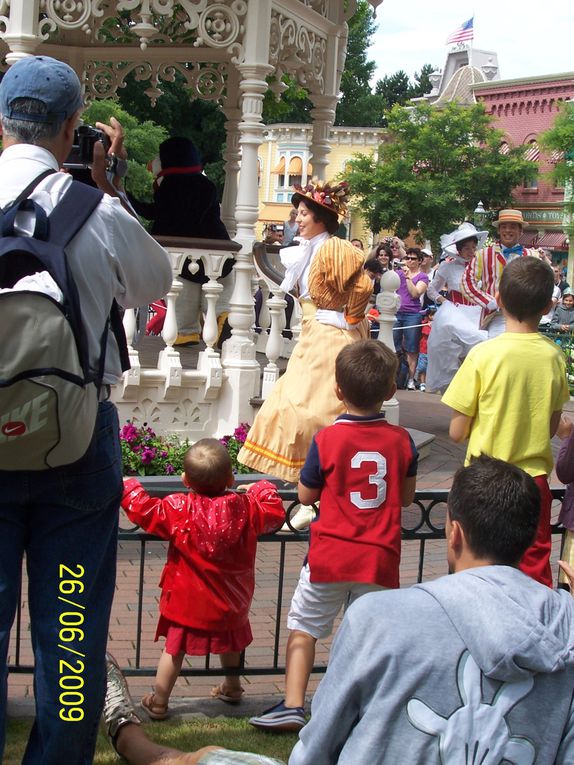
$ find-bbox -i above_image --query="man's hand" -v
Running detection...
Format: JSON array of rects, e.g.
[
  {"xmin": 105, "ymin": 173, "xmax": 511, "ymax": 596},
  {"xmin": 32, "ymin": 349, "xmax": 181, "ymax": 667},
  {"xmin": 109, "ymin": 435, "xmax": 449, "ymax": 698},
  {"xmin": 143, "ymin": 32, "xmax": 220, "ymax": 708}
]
[
  {"xmin": 91, "ymin": 117, "xmax": 127, "ymax": 191},
  {"xmin": 95, "ymin": 117, "xmax": 127, "ymax": 160}
]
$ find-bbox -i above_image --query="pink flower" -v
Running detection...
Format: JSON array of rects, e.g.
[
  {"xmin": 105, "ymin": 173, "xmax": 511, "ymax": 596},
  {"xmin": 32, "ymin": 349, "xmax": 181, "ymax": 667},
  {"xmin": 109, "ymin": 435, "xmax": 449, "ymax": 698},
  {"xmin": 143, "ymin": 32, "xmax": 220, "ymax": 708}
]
[{"xmin": 141, "ymin": 447, "xmax": 156, "ymax": 465}]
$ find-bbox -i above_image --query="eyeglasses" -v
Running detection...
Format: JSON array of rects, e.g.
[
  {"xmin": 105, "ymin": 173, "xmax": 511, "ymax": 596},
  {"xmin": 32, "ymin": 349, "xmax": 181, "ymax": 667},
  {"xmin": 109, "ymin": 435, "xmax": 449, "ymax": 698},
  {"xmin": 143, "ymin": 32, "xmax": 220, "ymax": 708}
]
[{"xmin": 404, "ymin": 256, "xmax": 419, "ymax": 261}]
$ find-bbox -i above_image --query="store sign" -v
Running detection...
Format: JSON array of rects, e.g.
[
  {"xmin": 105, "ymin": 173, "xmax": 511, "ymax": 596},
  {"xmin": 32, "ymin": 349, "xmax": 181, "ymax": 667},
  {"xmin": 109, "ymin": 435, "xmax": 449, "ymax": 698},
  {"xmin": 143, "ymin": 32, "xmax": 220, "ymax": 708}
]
[{"xmin": 522, "ymin": 209, "xmax": 563, "ymax": 223}]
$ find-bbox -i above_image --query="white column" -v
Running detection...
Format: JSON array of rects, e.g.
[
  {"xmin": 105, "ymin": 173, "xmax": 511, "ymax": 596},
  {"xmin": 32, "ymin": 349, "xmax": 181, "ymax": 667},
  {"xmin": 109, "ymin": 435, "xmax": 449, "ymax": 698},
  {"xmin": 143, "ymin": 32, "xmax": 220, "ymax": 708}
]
[
  {"xmin": 261, "ymin": 291, "xmax": 287, "ymax": 398},
  {"xmin": 220, "ymin": 71, "xmax": 241, "ymax": 239},
  {"xmin": 309, "ymin": 94, "xmax": 338, "ymax": 181},
  {"xmin": 233, "ymin": 62, "xmax": 274, "ymax": 251},
  {"xmin": 2, "ymin": 0, "xmax": 42, "ymax": 63},
  {"xmin": 376, "ymin": 270, "xmax": 401, "ymax": 425}
]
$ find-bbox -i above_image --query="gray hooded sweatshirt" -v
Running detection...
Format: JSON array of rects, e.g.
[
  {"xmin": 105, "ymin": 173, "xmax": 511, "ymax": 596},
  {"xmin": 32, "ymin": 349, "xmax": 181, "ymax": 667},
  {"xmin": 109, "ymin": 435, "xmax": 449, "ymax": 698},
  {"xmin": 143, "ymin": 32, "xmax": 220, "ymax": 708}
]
[{"xmin": 290, "ymin": 566, "xmax": 574, "ymax": 764}]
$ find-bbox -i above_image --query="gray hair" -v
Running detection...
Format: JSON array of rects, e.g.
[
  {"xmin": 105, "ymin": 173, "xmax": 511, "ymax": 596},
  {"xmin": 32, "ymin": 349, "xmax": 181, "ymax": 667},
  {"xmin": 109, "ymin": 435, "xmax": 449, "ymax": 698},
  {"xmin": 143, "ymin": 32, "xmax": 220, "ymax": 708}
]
[{"xmin": 1, "ymin": 98, "xmax": 63, "ymax": 144}]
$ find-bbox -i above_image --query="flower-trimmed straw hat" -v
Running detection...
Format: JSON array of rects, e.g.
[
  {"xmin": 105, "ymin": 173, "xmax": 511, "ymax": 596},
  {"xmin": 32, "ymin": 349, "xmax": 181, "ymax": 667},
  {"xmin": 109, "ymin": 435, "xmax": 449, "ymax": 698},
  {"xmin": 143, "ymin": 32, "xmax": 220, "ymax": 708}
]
[
  {"xmin": 493, "ymin": 209, "xmax": 524, "ymax": 228},
  {"xmin": 291, "ymin": 179, "xmax": 349, "ymax": 219}
]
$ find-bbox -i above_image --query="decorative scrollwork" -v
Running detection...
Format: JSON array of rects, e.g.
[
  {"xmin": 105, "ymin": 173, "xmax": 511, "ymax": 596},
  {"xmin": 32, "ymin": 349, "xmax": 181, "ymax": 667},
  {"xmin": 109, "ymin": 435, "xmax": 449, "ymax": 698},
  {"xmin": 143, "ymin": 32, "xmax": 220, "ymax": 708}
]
[
  {"xmin": 84, "ymin": 58, "xmax": 227, "ymax": 105},
  {"xmin": 269, "ymin": 11, "xmax": 326, "ymax": 94},
  {"xmin": 39, "ymin": 0, "xmax": 106, "ymax": 38},
  {"xmin": 193, "ymin": 1, "xmax": 246, "ymax": 63}
]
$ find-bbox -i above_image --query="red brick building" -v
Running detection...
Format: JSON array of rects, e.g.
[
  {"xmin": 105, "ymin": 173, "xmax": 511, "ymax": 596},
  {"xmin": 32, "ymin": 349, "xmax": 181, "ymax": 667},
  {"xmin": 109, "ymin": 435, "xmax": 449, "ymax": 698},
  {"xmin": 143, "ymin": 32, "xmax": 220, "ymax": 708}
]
[{"xmin": 473, "ymin": 73, "xmax": 574, "ymax": 266}]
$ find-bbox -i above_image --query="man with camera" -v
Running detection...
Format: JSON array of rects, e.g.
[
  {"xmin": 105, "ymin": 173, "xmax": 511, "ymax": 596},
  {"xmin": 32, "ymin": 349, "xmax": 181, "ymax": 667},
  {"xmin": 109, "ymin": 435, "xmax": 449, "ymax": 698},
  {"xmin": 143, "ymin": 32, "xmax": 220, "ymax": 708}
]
[{"xmin": 0, "ymin": 55, "xmax": 172, "ymax": 764}]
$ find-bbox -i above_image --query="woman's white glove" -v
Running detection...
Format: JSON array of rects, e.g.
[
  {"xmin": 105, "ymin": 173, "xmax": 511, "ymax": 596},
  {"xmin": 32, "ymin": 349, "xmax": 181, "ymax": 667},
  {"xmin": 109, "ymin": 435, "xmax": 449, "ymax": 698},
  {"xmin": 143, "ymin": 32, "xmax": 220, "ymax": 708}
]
[{"xmin": 315, "ymin": 309, "xmax": 356, "ymax": 330}]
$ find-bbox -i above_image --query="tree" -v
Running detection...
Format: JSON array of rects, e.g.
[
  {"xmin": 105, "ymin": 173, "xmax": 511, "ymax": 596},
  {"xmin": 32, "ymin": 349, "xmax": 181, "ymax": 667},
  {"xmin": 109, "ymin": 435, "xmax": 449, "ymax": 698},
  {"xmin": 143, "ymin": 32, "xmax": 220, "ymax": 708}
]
[
  {"xmin": 263, "ymin": 75, "xmax": 313, "ymax": 124},
  {"xmin": 345, "ymin": 101, "xmax": 538, "ymax": 247},
  {"xmin": 540, "ymin": 101, "xmax": 574, "ymax": 228},
  {"xmin": 375, "ymin": 70, "xmax": 410, "ymax": 109},
  {"xmin": 410, "ymin": 64, "xmax": 436, "ymax": 99},
  {"xmin": 335, "ymin": 0, "xmax": 381, "ymax": 126},
  {"xmin": 82, "ymin": 100, "xmax": 168, "ymax": 201}
]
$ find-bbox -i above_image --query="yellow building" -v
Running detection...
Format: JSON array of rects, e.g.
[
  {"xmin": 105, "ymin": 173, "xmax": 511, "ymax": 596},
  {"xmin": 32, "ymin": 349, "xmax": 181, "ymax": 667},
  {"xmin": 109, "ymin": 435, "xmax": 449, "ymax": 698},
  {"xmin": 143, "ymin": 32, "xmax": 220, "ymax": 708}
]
[{"xmin": 257, "ymin": 124, "xmax": 387, "ymax": 248}]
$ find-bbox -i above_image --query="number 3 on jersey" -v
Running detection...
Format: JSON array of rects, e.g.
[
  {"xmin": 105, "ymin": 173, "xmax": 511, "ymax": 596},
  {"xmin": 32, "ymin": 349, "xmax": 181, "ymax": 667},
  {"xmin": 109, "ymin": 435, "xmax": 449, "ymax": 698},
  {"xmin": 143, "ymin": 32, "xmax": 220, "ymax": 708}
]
[{"xmin": 349, "ymin": 451, "xmax": 387, "ymax": 509}]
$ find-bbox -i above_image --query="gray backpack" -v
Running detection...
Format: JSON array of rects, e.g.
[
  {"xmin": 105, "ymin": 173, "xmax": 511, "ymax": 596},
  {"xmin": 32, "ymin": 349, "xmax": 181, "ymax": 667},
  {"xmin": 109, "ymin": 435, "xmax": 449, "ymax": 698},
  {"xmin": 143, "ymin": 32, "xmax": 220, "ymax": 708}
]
[{"xmin": 0, "ymin": 174, "xmax": 114, "ymax": 470}]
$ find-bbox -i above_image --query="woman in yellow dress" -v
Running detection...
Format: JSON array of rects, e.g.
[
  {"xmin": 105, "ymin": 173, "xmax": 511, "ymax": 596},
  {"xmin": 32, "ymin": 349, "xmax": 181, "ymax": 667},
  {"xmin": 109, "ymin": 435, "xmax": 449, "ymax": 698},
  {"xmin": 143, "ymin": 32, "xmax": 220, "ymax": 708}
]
[{"xmin": 238, "ymin": 180, "xmax": 372, "ymax": 483}]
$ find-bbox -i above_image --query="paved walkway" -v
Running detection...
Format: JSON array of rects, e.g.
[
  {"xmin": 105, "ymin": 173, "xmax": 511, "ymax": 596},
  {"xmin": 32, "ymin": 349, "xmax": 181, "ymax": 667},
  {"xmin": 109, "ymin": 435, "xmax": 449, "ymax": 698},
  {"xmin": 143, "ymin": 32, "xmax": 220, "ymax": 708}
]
[{"xmin": 6, "ymin": 383, "xmax": 570, "ymax": 718}]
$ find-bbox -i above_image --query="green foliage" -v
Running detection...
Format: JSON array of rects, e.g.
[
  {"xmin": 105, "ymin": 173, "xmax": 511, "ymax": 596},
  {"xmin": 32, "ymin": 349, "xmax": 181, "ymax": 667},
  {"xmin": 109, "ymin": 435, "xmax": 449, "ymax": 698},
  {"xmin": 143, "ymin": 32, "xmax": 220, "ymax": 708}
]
[
  {"xmin": 375, "ymin": 70, "xmax": 410, "ymax": 107},
  {"xmin": 410, "ymin": 64, "xmax": 436, "ymax": 99},
  {"xmin": 345, "ymin": 101, "xmax": 538, "ymax": 245},
  {"xmin": 335, "ymin": 0, "xmax": 386, "ymax": 127},
  {"xmin": 82, "ymin": 100, "xmax": 167, "ymax": 200},
  {"xmin": 540, "ymin": 101, "xmax": 574, "ymax": 227},
  {"xmin": 263, "ymin": 75, "xmax": 313, "ymax": 124}
]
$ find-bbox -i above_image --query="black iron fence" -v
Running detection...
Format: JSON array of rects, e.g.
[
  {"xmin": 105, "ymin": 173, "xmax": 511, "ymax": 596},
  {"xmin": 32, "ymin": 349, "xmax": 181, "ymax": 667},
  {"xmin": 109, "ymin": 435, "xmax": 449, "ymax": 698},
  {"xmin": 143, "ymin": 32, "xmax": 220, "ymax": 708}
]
[{"xmin": 8, "ymin": 484, "xmax": 567, "ymax": 678}]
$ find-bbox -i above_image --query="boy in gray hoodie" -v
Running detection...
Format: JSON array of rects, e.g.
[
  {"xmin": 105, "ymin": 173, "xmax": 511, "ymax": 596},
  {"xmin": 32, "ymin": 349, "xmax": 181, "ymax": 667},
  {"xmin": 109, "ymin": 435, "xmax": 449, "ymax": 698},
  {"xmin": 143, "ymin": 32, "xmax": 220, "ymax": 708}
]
[{"xmin": 290, "ymin": 456, "xmax": 574, "ymax": 765}]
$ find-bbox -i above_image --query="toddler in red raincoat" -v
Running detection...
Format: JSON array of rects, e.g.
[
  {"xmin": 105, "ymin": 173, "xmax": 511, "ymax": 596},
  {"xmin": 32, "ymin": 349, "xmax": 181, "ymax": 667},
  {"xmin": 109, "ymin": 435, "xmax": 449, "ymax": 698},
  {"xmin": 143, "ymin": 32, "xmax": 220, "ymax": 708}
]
[{"xmin": 121, "ymin": 438, "xmax": 285, "ymax": 719}]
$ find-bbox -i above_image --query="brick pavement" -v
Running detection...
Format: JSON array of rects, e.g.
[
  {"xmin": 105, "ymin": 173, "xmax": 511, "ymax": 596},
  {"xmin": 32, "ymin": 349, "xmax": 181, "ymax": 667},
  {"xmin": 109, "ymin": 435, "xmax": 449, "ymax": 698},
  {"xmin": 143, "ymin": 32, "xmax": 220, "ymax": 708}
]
[{"xmin": 6, "ymin": 387, "xmax": 569, "ymax": 713}]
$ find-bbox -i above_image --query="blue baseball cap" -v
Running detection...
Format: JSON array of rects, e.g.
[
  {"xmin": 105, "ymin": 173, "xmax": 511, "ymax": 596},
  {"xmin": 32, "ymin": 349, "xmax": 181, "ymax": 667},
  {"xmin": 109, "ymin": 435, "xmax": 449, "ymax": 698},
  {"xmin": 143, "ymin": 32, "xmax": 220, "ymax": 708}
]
[{"xmin": 0, "ymin": 55, "xmax": 84, "ymax": 125}]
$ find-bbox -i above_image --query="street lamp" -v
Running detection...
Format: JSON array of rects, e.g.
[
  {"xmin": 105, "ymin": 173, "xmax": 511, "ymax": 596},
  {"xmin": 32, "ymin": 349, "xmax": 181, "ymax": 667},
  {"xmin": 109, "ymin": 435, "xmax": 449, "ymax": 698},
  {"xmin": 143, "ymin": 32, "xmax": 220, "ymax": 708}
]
[{"xmin": 474, "ymin": 200, "xmax": 486, "ymax": 228}]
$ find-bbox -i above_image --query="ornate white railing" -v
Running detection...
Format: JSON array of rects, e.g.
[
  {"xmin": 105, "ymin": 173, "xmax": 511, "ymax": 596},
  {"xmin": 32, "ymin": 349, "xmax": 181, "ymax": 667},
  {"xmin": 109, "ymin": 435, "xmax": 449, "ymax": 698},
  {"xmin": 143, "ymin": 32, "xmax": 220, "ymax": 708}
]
[{"xmin": 111, "ymin": 237, "xmax": 401, "ymax": 438}]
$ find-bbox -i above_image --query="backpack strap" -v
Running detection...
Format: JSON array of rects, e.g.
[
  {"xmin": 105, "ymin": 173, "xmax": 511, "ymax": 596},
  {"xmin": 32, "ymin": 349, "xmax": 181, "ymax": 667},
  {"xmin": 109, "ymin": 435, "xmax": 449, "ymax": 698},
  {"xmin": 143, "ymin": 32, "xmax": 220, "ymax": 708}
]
[
  {"xmin": 0, "ymin": 168, "xmax": 56, "ymax": 214},
  {"xmin": 48, "ymin": 180, "xmax": 103, "ymax": 247},
  {"xmin": 0, "ymin": 198, "xmax": 49, "ymax": 240},
  {"xmin": 48, "ymin": 181, "xmax": 131, "ymax": 381}
]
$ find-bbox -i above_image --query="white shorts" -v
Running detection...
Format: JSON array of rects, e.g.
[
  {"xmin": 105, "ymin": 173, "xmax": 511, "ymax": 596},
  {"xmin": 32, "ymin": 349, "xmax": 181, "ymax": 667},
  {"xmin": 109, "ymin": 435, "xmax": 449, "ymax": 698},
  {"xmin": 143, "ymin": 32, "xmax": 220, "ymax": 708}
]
[{"xmin": 287, "ymin": 563, "xmax": 386, "ymax": 639}]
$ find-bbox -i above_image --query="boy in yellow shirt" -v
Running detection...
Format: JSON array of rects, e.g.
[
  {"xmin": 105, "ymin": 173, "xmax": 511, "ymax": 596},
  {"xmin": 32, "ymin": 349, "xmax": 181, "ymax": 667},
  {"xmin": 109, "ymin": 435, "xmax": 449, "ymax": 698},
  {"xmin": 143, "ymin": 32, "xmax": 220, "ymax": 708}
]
[{"xmin": 443, "ymin": 256, "xmax": 569, "ymax": 586}]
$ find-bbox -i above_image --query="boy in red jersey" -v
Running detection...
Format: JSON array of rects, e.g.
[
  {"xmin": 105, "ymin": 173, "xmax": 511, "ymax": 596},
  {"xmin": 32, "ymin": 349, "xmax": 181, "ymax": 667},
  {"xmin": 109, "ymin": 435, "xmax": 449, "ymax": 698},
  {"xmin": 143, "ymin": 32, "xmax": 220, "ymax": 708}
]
[{"xmin": 250, "ymin": 339, "xmax": 418, "ymax": 732}]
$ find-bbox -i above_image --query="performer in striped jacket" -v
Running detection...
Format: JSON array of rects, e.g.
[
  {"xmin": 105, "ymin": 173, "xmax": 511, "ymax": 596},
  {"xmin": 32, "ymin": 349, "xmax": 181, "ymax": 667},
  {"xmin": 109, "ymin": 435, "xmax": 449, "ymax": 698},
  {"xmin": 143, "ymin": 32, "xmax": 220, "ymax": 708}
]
[{"xmin": 461, "ymin": 209, "xmax": 540, "ymax": 336}]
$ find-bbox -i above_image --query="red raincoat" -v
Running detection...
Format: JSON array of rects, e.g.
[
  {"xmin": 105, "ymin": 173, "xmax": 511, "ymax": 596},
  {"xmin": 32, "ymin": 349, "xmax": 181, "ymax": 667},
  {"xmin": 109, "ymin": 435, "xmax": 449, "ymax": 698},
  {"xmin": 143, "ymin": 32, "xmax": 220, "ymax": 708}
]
[{"xmin": 121, "ymin": 479, "xmax": 285, "ymax": 631}]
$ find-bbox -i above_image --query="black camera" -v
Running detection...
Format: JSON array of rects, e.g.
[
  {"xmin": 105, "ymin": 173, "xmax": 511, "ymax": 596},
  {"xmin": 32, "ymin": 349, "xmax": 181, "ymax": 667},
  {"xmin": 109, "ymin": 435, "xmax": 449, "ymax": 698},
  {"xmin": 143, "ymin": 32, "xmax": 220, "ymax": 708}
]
[{"xmin": 64, "ymin": 124, "xmax": 110, "ymax": 170}]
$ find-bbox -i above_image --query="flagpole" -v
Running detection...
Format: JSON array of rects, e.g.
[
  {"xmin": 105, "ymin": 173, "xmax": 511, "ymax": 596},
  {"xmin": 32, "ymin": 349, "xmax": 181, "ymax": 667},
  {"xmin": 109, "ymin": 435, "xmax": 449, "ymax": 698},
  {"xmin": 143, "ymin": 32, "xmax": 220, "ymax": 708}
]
[{"xmin": 468, "ymin": 12, "xmax": 474, "ymax": 68}]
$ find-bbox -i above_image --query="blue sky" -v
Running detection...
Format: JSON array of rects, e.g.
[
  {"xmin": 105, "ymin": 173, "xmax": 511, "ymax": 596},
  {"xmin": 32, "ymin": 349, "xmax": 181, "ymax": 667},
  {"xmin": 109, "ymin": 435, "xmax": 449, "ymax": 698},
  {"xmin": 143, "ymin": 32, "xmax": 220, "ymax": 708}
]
[{"xmin": 368, "ymin": 0, "xmax": 574, "ymax": 84}]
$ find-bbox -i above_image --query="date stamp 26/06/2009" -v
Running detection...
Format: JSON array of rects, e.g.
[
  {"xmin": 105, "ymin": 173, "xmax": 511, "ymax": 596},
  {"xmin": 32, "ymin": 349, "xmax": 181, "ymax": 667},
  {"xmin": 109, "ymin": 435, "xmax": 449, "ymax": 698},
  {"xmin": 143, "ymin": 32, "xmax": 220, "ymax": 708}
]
[{"xmin": 57, "ymin": 564, "xmax": 86, "ymax": 722}]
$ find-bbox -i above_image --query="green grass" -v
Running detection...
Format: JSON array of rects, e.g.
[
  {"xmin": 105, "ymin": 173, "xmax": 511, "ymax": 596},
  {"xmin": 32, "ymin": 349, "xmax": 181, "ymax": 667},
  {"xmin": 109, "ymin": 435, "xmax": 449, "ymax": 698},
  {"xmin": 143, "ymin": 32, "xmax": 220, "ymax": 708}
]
[{"xmin": 5, "ymin": 717, "xmax": 298, "ymax": 765}]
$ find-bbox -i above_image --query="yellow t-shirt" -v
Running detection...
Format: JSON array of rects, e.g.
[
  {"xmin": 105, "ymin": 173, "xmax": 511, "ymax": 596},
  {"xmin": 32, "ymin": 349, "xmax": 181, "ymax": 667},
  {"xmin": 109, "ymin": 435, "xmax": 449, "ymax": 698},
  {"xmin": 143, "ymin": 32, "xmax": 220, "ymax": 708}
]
[{"xmin": 442, "ymin": 333, "xmax": 569, "ymax": 476}]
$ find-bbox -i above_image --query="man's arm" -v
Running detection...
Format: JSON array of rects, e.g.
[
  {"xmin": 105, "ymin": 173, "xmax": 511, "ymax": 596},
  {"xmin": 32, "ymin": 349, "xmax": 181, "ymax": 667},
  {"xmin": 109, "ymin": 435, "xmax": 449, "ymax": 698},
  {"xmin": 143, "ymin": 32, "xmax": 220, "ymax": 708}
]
[
  {"xmin": 91, "ymin": 118, "xmax": 137, "ymax": 218},
  {"xmin": 449, "ymin": 412, "xmax": 473, "ymax": 443},
  {"xmin": 461, "ymin": 251, "xmax": 496, "ymax": 309}
]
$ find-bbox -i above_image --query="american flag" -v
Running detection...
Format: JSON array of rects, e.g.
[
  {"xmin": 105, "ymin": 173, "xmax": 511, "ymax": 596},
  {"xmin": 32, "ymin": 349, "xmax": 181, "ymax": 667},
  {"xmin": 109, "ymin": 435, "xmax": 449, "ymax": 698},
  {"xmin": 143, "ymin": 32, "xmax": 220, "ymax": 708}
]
[{"xmin": 446, "ymin": 17, "xmax": 474, "ymax": 45}]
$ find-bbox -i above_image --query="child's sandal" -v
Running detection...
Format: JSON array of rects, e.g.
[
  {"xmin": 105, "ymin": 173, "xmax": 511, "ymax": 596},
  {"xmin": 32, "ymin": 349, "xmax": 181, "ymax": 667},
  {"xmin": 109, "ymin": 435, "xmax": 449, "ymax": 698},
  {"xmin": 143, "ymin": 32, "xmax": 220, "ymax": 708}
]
[
  {"xmin": 141, "ymin": 692, "xmax": 169, "ymax": 720},
  {"xmin": 210, "ymin": 683, "xmax": 244, "ymax": 704}
]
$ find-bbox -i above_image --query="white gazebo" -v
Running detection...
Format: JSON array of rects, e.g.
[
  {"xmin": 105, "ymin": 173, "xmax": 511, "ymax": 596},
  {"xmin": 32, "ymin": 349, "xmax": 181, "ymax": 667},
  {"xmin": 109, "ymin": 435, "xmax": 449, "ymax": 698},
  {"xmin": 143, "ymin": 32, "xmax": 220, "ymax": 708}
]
[{"xmin": 0, "ymin": 0, "xmax": 384, "ymax": 439}]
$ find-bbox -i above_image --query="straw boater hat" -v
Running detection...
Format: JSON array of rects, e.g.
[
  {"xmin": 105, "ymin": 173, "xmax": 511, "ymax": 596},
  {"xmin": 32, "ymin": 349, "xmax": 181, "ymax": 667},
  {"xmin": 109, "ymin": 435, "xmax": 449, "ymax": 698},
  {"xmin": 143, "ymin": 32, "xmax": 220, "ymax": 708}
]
[
  {"xmin": 493, "ymin": 209, "xmax": 524, "ymax": 228},
  {"xmin": 291, "ymin": 179, "xmax": 349, "ymax": 219}
]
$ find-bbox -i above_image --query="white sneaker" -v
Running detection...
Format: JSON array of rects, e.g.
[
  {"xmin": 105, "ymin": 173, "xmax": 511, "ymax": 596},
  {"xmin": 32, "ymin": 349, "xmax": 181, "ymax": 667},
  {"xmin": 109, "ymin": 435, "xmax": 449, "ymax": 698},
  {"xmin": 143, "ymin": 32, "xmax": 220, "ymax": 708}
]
[
  {"xmin": 281, "ymin": 504, "xmax": 316, "ymax": 531},
  {"xmin": 419, "ymin": 383, "xmax": 426, "ymax": 392},
  {"xmin": 407, "ymin": 378, "xmax": 416, "ymax": 390}
]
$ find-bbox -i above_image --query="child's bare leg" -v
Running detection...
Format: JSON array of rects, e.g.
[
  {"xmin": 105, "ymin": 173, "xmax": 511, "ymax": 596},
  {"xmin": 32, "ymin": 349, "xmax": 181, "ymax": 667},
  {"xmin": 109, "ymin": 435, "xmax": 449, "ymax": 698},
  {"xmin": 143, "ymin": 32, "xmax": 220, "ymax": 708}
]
[
  {"xmin": 153, "ymin": 650, "xmax": 185, "ymax": 707},
  {"xmin": 219, "ymin": 651, "xmax": 243, "ymax": 694},
  {"xmin": 115, "ymin": 722, "xmax": 221, "ymax": 765},
  {"xmin": 284, "ymin": 630, "xmax": 316, "ymax": 708}
]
